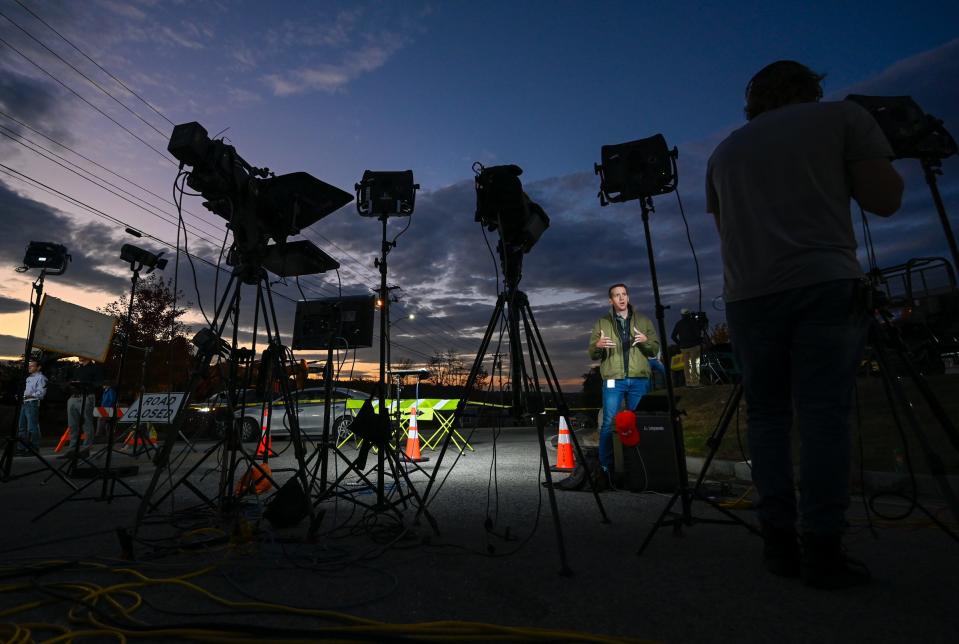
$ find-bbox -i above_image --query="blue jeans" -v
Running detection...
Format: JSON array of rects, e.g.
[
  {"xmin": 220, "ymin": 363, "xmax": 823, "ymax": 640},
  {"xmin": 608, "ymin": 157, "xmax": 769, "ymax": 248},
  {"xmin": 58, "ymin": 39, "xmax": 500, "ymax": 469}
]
[
  {"xmin": 599, "ymin": 377, "xmax": 650, "ymax": 469},
  {"xmin": 18, "ymin": 400, "xmax": 40, "ymax": 448},
  {"xmin": 727, "ymin": 279, "xmax": 867, "ymax": 536}
]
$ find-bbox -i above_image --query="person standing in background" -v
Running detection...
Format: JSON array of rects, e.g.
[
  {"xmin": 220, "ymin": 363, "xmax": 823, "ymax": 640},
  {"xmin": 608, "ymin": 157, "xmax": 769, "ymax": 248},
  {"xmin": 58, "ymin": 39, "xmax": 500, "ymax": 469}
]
[{"xmin": 16, "ymin": 358, "xmax": 47, "ymax": 455}]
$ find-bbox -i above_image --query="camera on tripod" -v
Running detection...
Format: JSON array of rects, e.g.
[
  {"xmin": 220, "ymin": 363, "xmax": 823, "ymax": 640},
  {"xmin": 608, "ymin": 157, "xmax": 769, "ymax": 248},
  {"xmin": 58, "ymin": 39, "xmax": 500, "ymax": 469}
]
[
  {"xmin": 846, "ymin": 95, "xmax": 957, "ymax": 161},
  {"xmin": 167, "ymin": 121, "xmax": 349, "ymax": 241},
  {"xmin": 167, "ymin": 122, "xmax": 350, "ymax": 281},
  {"xmin": 473, "ymin": 163, "xmax": 549, "ymax": 253}
]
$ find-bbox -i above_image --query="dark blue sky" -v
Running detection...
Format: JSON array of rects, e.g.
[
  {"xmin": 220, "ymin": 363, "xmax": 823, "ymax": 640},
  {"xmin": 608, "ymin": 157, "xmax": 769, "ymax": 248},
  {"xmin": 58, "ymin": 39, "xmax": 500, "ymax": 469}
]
[{"xmin": 0, "ymin": 0, "xmax": 957, "ymax": 383}]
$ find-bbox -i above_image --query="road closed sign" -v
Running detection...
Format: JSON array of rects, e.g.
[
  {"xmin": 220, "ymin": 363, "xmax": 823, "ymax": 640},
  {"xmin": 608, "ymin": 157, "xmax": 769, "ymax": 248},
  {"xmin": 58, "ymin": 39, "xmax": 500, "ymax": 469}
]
[{"xmin": 122, "ymin": 393, "xmax": 186, "ymax": 424}]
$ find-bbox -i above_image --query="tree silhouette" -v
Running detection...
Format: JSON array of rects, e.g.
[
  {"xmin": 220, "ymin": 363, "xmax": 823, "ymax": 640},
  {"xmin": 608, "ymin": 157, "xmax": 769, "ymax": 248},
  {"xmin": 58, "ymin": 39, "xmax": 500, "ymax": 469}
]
[{"xmin": 97, "ymin": 275, "xmax": 193, "ymax": 397}]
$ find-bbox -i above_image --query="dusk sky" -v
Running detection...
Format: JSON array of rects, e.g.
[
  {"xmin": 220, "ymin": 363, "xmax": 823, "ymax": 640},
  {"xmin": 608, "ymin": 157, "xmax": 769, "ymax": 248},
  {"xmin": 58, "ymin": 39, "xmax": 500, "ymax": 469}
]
[{"xmin": 1, "ymin": 0, "xmax": 957, "ymax": 386}]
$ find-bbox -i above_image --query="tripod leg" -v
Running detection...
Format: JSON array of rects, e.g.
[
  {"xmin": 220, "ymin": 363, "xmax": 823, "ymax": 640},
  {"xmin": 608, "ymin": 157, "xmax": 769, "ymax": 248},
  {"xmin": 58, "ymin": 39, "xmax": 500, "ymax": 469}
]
[
  {"xmin": 871, "ymin": 328, "xmax": 959, "ymax": 524},
  {"xmin": 416, "ymin": 294, "xmax": 506, "ymax": 518},
  {"xmin": 637, "ymin": 488, "xmax": 685, "ymax": 555},
  {"xmin": 536, "ymin": 414, "xmax": 572, "ymax": 576},
  {"xmin": 134, "ymin": 274, "xmax": 239, "ymax": 532},
  {"xmin": 521, "ymin": 302, "xmax": 610, "ymax": 523}
]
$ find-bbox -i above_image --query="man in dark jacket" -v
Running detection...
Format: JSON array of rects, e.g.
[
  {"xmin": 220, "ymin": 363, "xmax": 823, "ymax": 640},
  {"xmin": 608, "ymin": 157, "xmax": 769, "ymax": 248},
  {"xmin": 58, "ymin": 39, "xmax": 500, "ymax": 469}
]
[{"xmin": 588, "ymin": 284, "xmax": 659, "ymax": 481}]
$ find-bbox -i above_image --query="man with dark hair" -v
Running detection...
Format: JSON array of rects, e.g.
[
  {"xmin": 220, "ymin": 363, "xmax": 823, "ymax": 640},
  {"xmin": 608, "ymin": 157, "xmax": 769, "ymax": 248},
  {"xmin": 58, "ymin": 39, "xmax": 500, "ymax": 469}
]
[
  {"xmin": 706, "ymin": 60, "xmax": 903, "ymax": 589},
  {"xmin": 588, "ymin": 284, "xmax": 659, "ymax": 485}
]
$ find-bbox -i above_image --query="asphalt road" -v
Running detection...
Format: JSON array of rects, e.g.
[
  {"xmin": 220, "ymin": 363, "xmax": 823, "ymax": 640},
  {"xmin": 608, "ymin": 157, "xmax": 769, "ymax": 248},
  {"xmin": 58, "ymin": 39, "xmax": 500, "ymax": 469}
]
[{"xmin": 1, "ymin": 426, "xmax": 957, "ymax": 643}]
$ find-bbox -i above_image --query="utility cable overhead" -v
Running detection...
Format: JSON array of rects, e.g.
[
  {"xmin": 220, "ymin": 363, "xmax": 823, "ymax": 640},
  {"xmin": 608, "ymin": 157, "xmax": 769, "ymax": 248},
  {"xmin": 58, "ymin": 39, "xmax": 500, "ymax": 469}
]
[
  {"xmin": 0, "ymin": 38, "xmax": 440, "ymax": 333},
  {"xmin": 0, "ymin": 8, "xmax": 168, "ymax": 138},
  {"xmin": 0, "ymin": 13, "xmax": 457, "ymax": 359},
  {"xmin": 12, "ymin": 0, "xmax": 175, "ymax": 126},
  {"xmin": 0, "ymin": 34, "xmax": 174, "ymax": 164},
  {"xmin": 0, "ymin": 16, "xmax": 444, "ymax": 328},
  {"xmin": 0, "ymin": 126, "xmax": 223, "ymax": 240},
  {"xmin": 0, "ymin": 109, "xmax": 227, "ymax": 234}
]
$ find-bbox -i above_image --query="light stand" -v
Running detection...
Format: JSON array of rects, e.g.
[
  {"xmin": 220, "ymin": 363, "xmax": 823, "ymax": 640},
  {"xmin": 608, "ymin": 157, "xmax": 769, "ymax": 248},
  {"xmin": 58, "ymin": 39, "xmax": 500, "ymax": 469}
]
[
  {"xmin": 1, "ymin": 243, "xmax": 77, "ymax": 488},
  {"xmin": 635, "ymin": 199, "xmax": 759, "ymax": 552},
  {"xmin": 34, "ymin": 250, "xmax": 154, "ymax": 521},
  {"xmin": 920, "ymin": 157, "xmax": 959, "ymax": 271},
  {"xmin": 308, "ymin": 170, "xmax": 436, "ymax": 528},
  {"xmin": 594, "ymin": 134, "xmax": 753, "ymax": 553}
]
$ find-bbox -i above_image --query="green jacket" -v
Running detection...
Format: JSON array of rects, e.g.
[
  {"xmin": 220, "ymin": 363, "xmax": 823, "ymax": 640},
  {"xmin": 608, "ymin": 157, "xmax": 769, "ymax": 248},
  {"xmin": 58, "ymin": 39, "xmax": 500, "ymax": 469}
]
[{"xmin": 588, "ymin": 306, "xmax": 660, "ymax": 380}]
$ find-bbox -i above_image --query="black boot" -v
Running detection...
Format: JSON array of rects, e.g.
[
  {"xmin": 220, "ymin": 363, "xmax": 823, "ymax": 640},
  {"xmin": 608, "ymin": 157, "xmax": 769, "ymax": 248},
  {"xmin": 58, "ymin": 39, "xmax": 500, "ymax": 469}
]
[
  {"xmin": 801, "ymin": 533, "xmax": 871, "ymax": 590},
  {"xmin": 761, "ymin": 523, "xmax": 800, "ymax": 578}
]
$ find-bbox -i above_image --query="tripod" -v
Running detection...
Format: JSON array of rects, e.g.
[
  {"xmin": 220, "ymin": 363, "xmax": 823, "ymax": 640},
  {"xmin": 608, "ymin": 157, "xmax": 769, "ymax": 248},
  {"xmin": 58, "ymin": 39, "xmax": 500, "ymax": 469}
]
[
  {"xmin": 416, "ymin": 239, "xmax": 609, "ymax": 575},
  {"xmin": 866, "ymin": 305, "xmax": 959, "ymax": 540},
  {"xmin": 134, "ymin": 268, "xmax": 317, "ymax": 532},
  {"xmin": 1, "ymin": 270, "xmax": 78, "ymax": 489}
]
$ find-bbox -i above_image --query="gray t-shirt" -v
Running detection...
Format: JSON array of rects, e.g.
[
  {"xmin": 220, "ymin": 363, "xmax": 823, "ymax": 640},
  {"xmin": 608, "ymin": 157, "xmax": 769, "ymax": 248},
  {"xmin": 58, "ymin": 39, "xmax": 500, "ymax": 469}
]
[{"xmin": 706, "ymin": 100, "xmax": 893, "ymax": 302}]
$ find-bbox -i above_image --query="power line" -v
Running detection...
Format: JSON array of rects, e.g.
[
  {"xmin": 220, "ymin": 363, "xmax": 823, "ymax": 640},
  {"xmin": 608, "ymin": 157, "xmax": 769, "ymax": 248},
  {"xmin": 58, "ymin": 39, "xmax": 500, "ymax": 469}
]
[
  {"xmin": 0, "ymin": 31, "xmax": 424, "ymax": 321},
  {"xmin": 0, "ymin": 108, "xmax": 225, "ymax": 234},
  {"xmin": 0, "ymin": 125, "xmax": 222, "ymax": 239},
  {"xmin": 0, "ymin": 7, "xmax": 168, "ymax": 138},
  {"xmin": 0, "ymin": 34, "xmax": 174, "ymax": 164},
  {"xmin": 12, "ymin": 0, "xmax": 175, "ymax": 126}
]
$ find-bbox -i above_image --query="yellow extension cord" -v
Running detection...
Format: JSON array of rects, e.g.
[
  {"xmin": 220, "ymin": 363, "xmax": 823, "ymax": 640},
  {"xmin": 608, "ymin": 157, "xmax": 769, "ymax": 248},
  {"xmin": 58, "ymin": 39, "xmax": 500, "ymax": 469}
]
[{"xmin": 0, "ymin": 552, "xmax": 656, "ymax": 644}]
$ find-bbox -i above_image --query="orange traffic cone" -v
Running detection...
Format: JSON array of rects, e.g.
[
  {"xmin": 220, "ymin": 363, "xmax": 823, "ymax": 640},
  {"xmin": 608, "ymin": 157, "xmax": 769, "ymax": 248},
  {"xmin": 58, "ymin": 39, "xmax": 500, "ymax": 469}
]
[
  {"xmin": 236, "ymin": 462, "xmax": 273, "ymax": 496},
  {"xmin": 54, "ymin": 427, "xmax": 86, "ymax": 453},
  {"xmin": 403, "ymin": 407, "xmax": 429, "ymax": 462},
  {"xmin": 551, "ymin": 416, "xmax": 575, "ymax": 472},
  {"xmin": 126, "ymin": 426, "xmax": 159, "ymax": 447},
  {"xmin": 255, "ymin": 406, "xmax": 275, "ymax": 458}
]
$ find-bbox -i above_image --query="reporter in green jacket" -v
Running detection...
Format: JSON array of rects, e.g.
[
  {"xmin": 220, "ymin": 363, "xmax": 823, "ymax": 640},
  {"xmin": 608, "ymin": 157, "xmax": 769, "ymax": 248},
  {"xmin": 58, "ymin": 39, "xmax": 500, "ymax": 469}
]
[{"xmin": 588, "ymin": 284, "xmax": 660, "ymax": 477}]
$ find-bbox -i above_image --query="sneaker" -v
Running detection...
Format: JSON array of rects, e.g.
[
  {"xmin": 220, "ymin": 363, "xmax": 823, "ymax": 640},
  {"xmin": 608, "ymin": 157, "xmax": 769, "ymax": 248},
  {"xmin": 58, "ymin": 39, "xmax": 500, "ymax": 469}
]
[
  {"xmin": 762, "ymin": 524, "xmax": 800, "ymax": 578},
  {"xmin": 801, "ymin": 533, "xmax": 871, "ymax": 590}
]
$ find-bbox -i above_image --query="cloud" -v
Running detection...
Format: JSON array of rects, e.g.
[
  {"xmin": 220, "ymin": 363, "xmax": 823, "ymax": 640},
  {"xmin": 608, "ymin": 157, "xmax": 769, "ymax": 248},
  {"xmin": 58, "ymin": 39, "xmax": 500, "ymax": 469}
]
[
  {"xmin": 0, "ymin": 333, "xmax": 27, "ymax": 357},
  {"xmin": 365, "ymin": 38, "xmax": 959, "ymax": 383},
  {"xmin": 0, "ymin": 295, "xmax": 28, "ymax": 314},
  {"xmin": 0, "ymin": 69, "xmax": 72, "ymax": 146},
  {"xmin": 263, "ymin": 41, "xmax": 405, "ymax": 96},
  {"xmin": 94, "ymin": 0, "xmax": 149, "ymax": 21}
]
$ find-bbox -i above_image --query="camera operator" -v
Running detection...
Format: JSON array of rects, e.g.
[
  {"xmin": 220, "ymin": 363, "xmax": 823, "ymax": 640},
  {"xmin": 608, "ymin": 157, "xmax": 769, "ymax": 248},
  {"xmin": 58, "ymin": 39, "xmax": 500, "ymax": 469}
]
[
  {"xmin": 706, "ymin": 60, "xmax": 903, "ymax": 589},
  {"xmin": 59, "ymin": 357, "xmax": 104, "ymax": 459},
  {"xmin": 588, "ymin": 283, "xmax": 659, "ymax": 487},
  {"xmin": 671, "ymin": 309, "xmax": 706, "ymax": 387}
]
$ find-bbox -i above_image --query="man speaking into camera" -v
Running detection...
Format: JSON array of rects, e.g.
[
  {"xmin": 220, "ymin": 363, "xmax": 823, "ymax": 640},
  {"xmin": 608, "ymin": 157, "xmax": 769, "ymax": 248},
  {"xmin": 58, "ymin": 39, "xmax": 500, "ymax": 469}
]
[
  {"xmin": 706, "ymin": 60, "xmax": 903, "ymax": 589},
  {"xmin": 588, "ymin": 284, "xmax": 659, "ymax": 485}
]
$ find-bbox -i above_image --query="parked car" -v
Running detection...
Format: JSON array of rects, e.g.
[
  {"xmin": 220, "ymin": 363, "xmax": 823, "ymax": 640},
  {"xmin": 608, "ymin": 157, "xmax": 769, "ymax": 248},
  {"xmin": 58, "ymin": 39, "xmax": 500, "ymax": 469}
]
[
  {"xmin": 187, "ymin": 389, "xmax": 266, "ymax": 440},
  {"xmin": 232, "ymin": 387, "xmax": 367, "ymax": 442}
]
